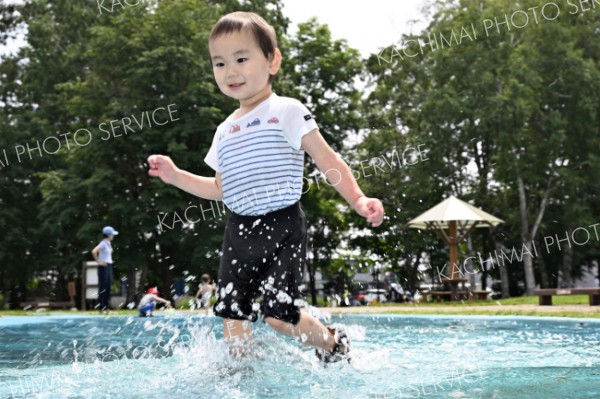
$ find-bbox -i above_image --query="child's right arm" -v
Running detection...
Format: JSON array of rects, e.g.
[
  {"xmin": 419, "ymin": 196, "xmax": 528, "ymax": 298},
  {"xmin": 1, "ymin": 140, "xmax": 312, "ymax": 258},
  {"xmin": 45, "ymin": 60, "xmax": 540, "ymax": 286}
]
[
  {"xmin": 155, "ymin": 295, "xmax": 172, "ymax": 308},
  {"xmin": 147, "ymin": 155, "xmax": 223, "ymax": 200}
]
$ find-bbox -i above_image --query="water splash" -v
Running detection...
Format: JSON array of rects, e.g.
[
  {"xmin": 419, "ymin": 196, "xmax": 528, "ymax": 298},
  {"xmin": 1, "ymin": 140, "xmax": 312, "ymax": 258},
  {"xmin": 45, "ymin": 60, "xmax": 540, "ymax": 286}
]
[{"xmin": 1, "ymin": 315, "xmax": 599, "ymax": 398}]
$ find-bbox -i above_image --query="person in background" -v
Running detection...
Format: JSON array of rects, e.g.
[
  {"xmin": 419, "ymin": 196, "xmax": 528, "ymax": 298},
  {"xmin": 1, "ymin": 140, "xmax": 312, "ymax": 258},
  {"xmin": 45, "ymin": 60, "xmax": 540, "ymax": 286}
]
[
  {"xmin": 343, "ymin": 288, "xmax": 354, "ymax": 307},
  {"xmin": 138, "ymin": 287, "xmax": 171, "ymax": 317},
  {"xmin": 92, "ymin": 226, "xmax": 118, "ymax": 313},
  {"xmin": 195, "ymin": 273, "xmax": 215, "ymax": 314}
]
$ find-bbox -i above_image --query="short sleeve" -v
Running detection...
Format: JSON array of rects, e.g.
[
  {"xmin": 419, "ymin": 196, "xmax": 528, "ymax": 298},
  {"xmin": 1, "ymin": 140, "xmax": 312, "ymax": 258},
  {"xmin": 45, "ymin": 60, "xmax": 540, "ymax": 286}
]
[
  {"xmin": 282, "ymin": 100, "xmax": 318, "ymax": 151},
  {"xmin": 204, "ymin": 129, "xmax": 221, "ymax": 173}
]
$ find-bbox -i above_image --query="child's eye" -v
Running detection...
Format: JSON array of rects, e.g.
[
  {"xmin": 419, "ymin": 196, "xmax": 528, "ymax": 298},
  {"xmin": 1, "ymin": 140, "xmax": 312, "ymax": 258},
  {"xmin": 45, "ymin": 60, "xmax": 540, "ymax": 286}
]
[
  {"xmin": 214, "ymin": 62, "xmax": 225, "ymax": 68},
  {"xmin": 237, "ymin": 58, "xmax": 248, "ymax": 63}
]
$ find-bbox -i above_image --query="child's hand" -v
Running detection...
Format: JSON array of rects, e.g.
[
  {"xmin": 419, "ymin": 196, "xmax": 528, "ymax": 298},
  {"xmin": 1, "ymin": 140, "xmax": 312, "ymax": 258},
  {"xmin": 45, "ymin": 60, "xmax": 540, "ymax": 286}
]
[
  {"xmin": 147, "ymin": 155, "xmax": 179, "ymax": 185},
  {"xmin": 353, "ymin": 196, "xmax": 384, "ymax": 227}
]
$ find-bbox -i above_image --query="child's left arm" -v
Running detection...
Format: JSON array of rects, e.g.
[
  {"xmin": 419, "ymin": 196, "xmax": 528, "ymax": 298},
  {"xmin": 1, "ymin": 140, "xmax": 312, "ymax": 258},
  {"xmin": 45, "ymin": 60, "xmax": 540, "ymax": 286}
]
[{"xmin": 301, "ymin": 129, "xmax": 384, "ymax": 227}]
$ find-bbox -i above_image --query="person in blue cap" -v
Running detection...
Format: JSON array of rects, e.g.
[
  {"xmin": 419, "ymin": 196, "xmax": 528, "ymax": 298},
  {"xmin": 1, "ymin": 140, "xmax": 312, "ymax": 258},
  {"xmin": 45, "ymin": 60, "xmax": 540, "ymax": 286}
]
[{"xmin": 92, "ymin": 226, "xmax": 118, "ymax": 313}]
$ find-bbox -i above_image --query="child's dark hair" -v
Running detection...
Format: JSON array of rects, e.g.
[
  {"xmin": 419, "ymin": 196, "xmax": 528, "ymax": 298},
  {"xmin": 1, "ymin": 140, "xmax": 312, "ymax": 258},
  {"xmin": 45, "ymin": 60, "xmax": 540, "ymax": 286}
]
[{"xmin": 209, "ymin": 11, "xmax": 278, "ymax": 82}]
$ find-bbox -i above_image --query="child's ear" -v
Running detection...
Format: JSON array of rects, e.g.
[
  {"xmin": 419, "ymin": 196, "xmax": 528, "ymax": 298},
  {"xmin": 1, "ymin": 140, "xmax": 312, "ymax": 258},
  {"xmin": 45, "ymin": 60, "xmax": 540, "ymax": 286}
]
[{"xmin": 269, "ymin": 48, "xmax": 282, "ymax": 75}]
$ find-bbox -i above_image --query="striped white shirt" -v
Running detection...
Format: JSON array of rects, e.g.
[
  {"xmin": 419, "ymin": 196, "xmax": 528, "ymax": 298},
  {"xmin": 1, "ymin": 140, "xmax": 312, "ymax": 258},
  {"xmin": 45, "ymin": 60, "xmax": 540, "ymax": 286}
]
[{"xmin": 204, "ymin": 93, "xmax": 317, "ymax": 216}]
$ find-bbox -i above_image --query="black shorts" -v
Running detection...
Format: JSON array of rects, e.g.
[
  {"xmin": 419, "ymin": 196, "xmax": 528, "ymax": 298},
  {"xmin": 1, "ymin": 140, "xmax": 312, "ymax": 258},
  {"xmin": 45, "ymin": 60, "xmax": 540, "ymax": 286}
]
[{"xmin": 213, "ymin": 201, "xmax": 307, "ymax": 325}]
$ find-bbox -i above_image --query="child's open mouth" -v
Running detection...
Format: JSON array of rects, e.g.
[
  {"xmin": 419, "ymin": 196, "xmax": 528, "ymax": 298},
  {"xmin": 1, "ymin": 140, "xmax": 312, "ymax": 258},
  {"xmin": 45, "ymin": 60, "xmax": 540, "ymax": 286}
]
[{"xmin": 229, "ymin": 83, "xmax": 245, "ymax": 89}]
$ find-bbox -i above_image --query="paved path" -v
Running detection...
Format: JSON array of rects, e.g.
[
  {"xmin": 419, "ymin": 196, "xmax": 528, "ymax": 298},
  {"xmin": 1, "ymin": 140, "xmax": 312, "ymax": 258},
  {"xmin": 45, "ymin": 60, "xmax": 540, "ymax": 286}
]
[
  {"xmin": 3, "ymin": 304, "xmax": 598, "ymax": 317},
  {"xmin": 319, "ymin": 304, "xmax": 600, "ymax": 315}
]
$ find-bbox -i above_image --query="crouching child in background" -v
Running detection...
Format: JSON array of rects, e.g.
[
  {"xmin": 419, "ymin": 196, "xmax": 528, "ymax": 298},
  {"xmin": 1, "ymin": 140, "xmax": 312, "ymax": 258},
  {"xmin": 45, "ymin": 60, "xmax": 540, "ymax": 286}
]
[{"xmin": 138, "ymin": 287, "xmax": 172, "ymax": 317}]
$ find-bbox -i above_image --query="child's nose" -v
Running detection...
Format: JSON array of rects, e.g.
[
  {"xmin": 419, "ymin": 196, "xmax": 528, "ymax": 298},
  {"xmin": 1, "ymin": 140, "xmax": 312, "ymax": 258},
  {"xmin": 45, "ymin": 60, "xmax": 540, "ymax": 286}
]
[{"xmin": 226, "ymin": 65, "xmax": 239, "ymax": 78}]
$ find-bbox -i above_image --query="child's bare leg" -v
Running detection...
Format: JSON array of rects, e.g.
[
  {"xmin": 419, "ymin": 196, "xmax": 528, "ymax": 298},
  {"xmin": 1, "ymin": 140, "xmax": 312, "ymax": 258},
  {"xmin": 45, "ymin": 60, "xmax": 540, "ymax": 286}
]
[
  {"xmin": 223, "ymin": 318, "xmax": 252, "ymax": 342},
  {"xmin": 264, "ymin": 310, "xmax": 336, "ymax": 352},
  {"xmin": 222, "ymin": 318, "xmax": 252, "ymax": 357}
]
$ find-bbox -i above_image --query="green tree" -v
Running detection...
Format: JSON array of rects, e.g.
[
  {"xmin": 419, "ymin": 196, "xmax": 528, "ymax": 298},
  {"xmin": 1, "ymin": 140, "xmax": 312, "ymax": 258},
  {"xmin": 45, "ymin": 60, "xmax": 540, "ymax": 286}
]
[
  {"xmin": 362, "ymin": 0, "xmax": 600, "ymax": 297},
  {"xmin": 277, "ymin": 19, "xmax": 364, "ymax": 304},
  {"xmin": 0, "ymin": 0, "xmax": 291, "ymax": 306}
]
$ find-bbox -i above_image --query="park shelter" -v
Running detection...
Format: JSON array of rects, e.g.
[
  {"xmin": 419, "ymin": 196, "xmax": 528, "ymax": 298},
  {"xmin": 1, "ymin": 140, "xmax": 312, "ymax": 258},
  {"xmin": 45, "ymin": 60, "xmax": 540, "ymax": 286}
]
[{"xmin": 407, "ymin": 196, "xmax": 504, "ymax": 300}]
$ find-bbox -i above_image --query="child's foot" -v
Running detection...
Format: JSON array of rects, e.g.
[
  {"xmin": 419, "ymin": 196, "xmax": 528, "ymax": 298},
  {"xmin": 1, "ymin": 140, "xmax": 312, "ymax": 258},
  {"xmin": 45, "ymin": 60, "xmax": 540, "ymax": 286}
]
[{"xmin": 315, "ymin": 324, "xmax": 351, "ymax": 363}]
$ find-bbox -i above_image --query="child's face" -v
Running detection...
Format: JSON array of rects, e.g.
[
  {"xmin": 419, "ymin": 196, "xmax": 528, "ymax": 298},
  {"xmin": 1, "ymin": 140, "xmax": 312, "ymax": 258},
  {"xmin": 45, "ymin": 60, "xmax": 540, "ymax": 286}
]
[{"xmin": 209, "ymin": 30, "xmax": 280, "ymax": 102}]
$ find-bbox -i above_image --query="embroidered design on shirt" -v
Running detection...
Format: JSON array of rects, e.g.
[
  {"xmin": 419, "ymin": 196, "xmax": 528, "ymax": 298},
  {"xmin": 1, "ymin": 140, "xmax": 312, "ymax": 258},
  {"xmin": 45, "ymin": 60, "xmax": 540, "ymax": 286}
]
[
  {"xmin": 229, "ymin": 124, "xmax": 241, "ymax": 134},
  {"xmin": 303, "ymin": 114, "xmax": 314, "ymax": 121},
  {"xmin": 267, "ymin": 117, "xmax": 280, "ymax": 124},
  {"xmin": 246, "ymin": 118, "xmax": 261, "ymax": 128}
]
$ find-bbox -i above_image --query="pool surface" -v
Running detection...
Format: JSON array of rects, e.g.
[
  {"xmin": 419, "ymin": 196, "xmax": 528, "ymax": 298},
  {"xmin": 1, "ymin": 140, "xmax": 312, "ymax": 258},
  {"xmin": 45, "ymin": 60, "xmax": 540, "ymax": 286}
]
[{"xmin": 1, "ymin": 313, "xmax": 599, "ymax": 398}]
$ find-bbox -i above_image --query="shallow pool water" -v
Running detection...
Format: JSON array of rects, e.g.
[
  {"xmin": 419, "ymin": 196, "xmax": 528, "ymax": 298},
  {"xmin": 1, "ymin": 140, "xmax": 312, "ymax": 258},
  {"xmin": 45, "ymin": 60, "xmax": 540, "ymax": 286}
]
[{"xmin": 1, "ymin": 312, "xmax": 599, "ymax": 399}]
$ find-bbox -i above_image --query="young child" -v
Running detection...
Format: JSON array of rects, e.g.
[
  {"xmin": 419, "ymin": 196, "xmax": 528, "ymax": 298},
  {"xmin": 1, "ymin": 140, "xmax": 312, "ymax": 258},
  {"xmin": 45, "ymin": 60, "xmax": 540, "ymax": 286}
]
[
  {"xmin": 195, "ymin": 273, "xmax": 215, "ymax": 314},
  {"xmin": 138, "ymin": 287, "xmax": 172, "ymax": 317},
  {"xmin": 147, "ymin": 11, "xmax": 384, "ymax": 362}
]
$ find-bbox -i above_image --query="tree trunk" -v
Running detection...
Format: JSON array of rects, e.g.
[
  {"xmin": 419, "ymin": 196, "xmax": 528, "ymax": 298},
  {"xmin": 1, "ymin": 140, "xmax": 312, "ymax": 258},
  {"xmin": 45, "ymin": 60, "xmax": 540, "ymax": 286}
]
[
  {"xmin": 126, "ymin": 267, "xmax": 137, "ymax": 306},
  {"xmin": 521, "ymin": 242, "xmax": 537, "ymax": 294},
  {"xmin": 55, "ymin": 273, "xmax": 66, "ymax": 302},
  {"xmin": 161, "ymin": 260, "xmax": 172, "ymax": 301},
  {"xmin": 407, "ymin": 251, "xmax": 422, "ymax": 294},
  {"xmin": 536, "ymin": 238, "xmax": 550, "ymax": 288},
  {"xmin": 11, "ymin": 279, "xmax": 27, "ymax": 309},
  {"xmin": 481, "ymin": 262, "xmax": 488, "ymax": 291},
  {"xmin": 495, "ymin": 241, "xmax": 510, "ymax": 298},
  {"xmin": 306, "ymin": 259, "xmax": 317, "ymax": 306},
  {"xmin": 499, "ymin": 256, "xmax": 510, "ymax": 298},
  {"xmin": 517, "ymin": 175, "xmax": 552, "ymax": 295},
  {"xmin": 517, "ymin": 177, "xmax": 536, "ymax": 295},
  {"xmin": 0, "ymin": 270, "xmax": 4, "ymax": 309},
  {"xmin": 139, "ymin": 264, "xmax": 148, "ymax": 302},
  {"xmin": 560, "ymin": 241, "xmax": 573, "ymax": 288}
]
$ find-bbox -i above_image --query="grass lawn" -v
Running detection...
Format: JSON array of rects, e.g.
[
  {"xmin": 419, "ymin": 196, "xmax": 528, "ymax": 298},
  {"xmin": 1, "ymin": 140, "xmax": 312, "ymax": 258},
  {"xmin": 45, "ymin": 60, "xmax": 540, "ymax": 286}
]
[
  {"xmin": 347, "ymin": 295, "xmax": 600, "ymax": 318},
  {"xmin": 385, "ymin": 309, "xmax": 600, "ymax": 318},
  {"xmin": 372, "ymin": 295, "xmax": 590, "ymax": 306},
  {"xmin": 0, "ymin": 309, "xmax": 140, "ymax": 317}
]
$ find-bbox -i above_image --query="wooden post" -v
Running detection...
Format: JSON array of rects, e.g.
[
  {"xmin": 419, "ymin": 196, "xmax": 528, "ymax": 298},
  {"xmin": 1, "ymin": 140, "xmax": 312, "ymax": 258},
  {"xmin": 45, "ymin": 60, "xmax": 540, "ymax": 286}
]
[
  {"xmin": 449, "ymin": 221, "xmax": 459, "ymax": 300},
  {"xmin": 449, "ymin": 221, "xmax": 458, "ymax": 279}
]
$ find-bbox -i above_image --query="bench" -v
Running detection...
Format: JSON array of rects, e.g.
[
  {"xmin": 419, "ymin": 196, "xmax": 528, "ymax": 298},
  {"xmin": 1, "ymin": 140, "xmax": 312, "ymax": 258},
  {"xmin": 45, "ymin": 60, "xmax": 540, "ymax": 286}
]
[
  {"xmin": 533, "ymin": 288, "xmax": 600, "ymax": 306},
  {"xmin": 471, "ymin": 290, "xmax": 491, "ymax": 300},
  {"xmin": 20, "ymin": 301, "xmax": 75, "ymax": 310},
  {"xmin": 20, "ymin": 282, "xmax": 77, "ymax": 310},
  {"xmin": 421, "ymin": 291, "xmax": 452, "ymax": 302},
  {"xmin": 421, "ymin": 290, "xmax": 490, "ymax": 302}
]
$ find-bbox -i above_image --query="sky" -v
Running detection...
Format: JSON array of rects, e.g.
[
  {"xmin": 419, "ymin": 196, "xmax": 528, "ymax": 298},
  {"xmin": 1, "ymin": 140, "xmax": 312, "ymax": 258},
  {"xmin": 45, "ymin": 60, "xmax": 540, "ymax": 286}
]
[
  {"xmin": 282, "ymin": 0, "xmax": 431, "ymax": 57},
  {"xmin": 1, "ymin": 0, "xmax": 431, "ymax": 58}
]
